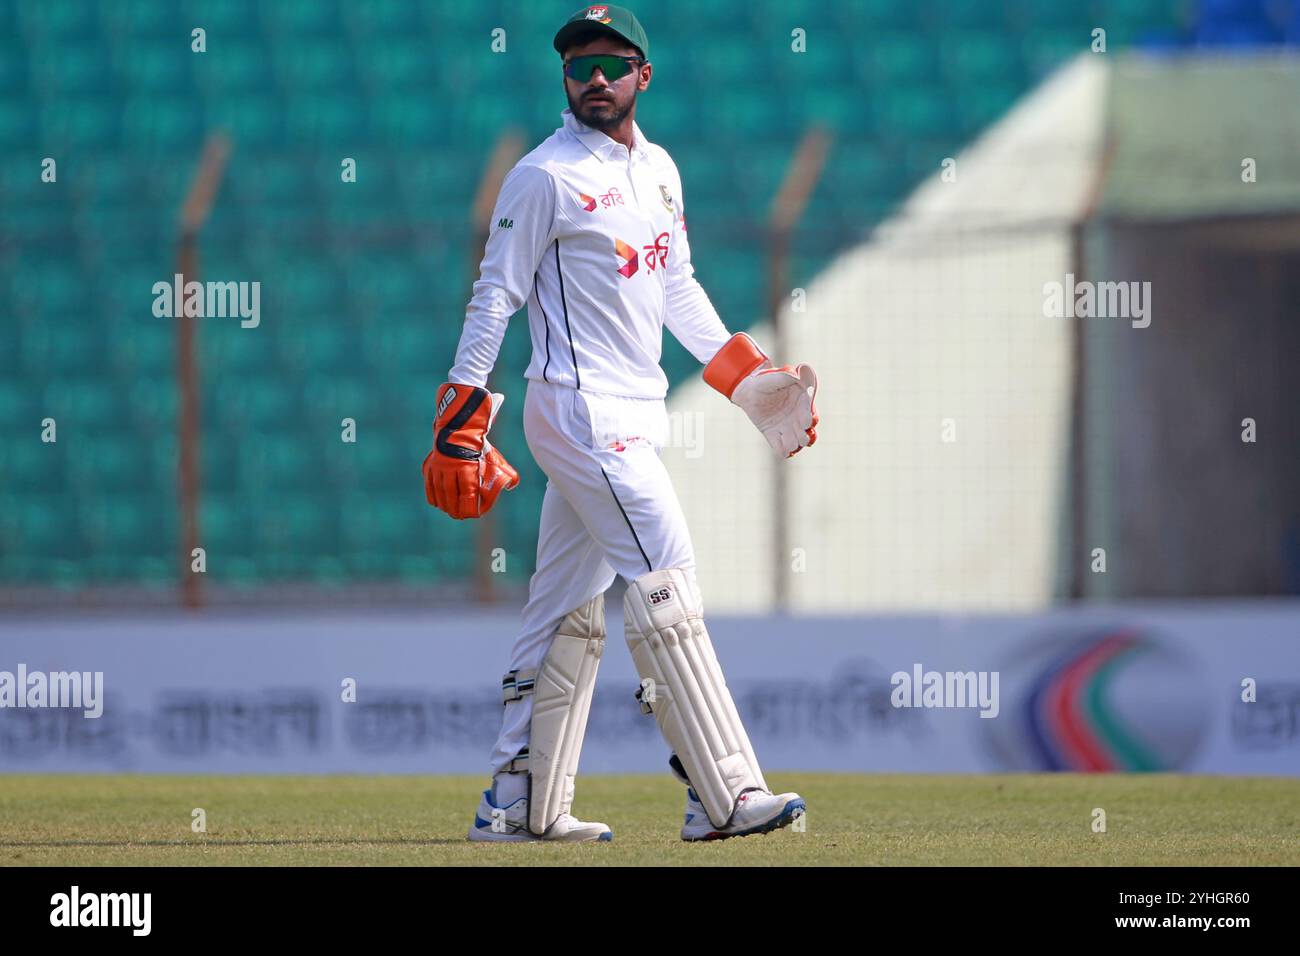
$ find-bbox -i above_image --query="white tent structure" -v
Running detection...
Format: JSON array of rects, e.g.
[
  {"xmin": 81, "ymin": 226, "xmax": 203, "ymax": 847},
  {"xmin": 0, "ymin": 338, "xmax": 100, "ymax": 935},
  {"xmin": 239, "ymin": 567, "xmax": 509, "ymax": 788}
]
[{"xmin": 664, "ymin": 56, "xmax": 1109, "ymax": 613}]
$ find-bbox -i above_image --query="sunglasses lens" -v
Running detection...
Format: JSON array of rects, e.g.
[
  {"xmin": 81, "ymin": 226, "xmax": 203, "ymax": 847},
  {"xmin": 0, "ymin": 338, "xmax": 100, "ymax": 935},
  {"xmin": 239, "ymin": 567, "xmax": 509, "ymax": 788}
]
[{"xmin": 566, "ymin": 54, "xmax": 632, "ymax": 83}]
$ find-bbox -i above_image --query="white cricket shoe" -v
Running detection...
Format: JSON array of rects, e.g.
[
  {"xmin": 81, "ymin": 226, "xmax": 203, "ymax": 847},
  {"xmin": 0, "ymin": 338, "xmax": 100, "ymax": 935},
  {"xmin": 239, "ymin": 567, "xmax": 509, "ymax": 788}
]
[
  {"xmin": 467, "ymin": 789, "xmax": 612, "ymax": 843},
  {"xmin": 681, "ymin": 786, "xmax": 806, "ymax": 842}
]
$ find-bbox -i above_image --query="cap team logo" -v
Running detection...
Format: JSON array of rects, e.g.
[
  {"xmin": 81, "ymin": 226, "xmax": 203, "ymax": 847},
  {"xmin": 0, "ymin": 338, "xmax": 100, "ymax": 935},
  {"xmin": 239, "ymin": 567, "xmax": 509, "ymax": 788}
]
[
  {"xmin": 615, "ymin": 237, "xmax": 639, "ymax": 278},
  {"xmin": 585, "ymin": 5, "xmax": 612, "ymax": 23}
]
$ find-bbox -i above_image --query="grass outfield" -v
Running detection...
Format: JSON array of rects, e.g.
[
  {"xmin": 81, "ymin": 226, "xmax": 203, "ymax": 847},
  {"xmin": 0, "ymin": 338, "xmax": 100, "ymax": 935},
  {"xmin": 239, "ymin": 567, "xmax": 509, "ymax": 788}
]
[{"xmin": 0, "ymin": 773, "xmax": 1296, "ymax": 866}]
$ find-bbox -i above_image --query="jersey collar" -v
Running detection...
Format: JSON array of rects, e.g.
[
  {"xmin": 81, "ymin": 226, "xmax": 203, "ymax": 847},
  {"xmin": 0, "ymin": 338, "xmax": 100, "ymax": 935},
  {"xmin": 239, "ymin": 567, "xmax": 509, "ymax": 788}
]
[{"xmin": 562, "ymin": 108, "xmax": 651, "ymax": 163}]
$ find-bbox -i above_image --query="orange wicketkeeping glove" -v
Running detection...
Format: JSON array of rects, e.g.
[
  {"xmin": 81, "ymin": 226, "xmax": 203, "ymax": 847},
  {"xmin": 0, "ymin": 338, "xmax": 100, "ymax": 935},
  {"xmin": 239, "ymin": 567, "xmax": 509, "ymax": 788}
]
[
  {"xmin": 703, "ymin": 332, "xmax": 819, "ymax": 458},
  {"xmin": 423, "ymin": 382, "xmax": 520, "ymax": 519}
]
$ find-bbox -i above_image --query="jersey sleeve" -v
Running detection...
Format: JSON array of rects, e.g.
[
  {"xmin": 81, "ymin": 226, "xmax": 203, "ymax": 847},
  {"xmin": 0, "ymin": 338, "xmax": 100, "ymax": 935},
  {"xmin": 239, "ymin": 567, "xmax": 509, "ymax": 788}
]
[
  {"xmin": 661, "ymin": 161, "xmax": 735, "ymax": 366},
  {"xmin": 447, "ymin": 164, "xmax": 557, "ymax": 387}
]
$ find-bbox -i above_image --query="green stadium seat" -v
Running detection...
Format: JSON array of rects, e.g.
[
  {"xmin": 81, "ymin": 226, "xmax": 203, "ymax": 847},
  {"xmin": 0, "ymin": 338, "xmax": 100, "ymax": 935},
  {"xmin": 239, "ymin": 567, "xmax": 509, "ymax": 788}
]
[
  {"xmin": 394, "ymin": 152, "xmax": 481, "ymax": 221},
  {"xmin": 256, "ymin": 496, "xmax": 337, "ymax": 576},
  {"xmin": 99, "ymin": 0, "xmax": 178, "ymax": 38},
  {"xmin": 503, "ymin": 2, "xmax": 563, "ymax": 37},
  {"xmin": 929, "ymin": 0, "xmax": 1006, "ymax": 29},
  {"xmin": 354, "ymin": 36, "xmax": 439, "ymax": 90},
  {"xmin": 189, "ymin": 0, "xmax": 263, "ymax": 38},
  {"xmin": 0, "ymin": 379, "xmax": 39, "ymax": 424},
  {"xmin": 324, "ymin": 190, "xmax": 405, "ymax": 230},
  {"xmin": 21, "ymin": 317, "xmax": 103, "ymax": 374},
  {"xmin": 66, "ymin": 152, "xmax": 136, "ymax": 206},
  {"xmin": 351, "ymin": 432, "xmax": 405, "ymax": 490},
  {"xmin": 3, "ymin": 203, "xmax": 69, "ymax": 243},
  {"xmin": 458, "ymin": 95, "xmax": 535, "ymax": 144},
  {"xmin": 237, "ymin": 431, "xmax": 318, "ymax": 492},
  {"xmin": 121, "ymin": 97, "xmax": 204, "ymax": 148},
  {"xmin": 801, "ymin": 86, "xmax": 871, "ymax": 135},
  {"xmin": 902, "ymin": 139, "xmax": 961, "ymax": 181},
  {"xmin": 823, "ymin": 140, "xmax": 892, "ymax": 200},
  {"xmin": 14, "ymin": 0, "xmax": 87, "ymax": 38},
  {"xmin": 209, "ymin": 378, "xmax": 299, "ymax": 432},
  {"xmin": 362, "ymin": 321, "xmax": 440, "ymax": 377},
  {"xmin": 0, "ymin": 97, "xmax": 37, "ymax": 140},
  {"xmin": 193, "ymin": 39, "xmax": 275, "ymax": 95},
  {"xmin": 27, "ymin": 43, "xmax": 112, "ymax": 93},
  {"xmin": 69, "ymin": 433, "xmax": 152, "ymax": 492},
  {"xmin": 735, "ymin": 143, "xmax": 793, "ymax": 207},
  {"xmin": 200, "ymin": 492, "xmax": 254, "ymax": 558},
  {"xmin": 832, "ymin": 0, "xmax": 921, "ymax": 31},
  {"xmin": 340, "ymin": 494, "xmax": 421, "ymax": 552},
  {"xmin": 343, "ymin": 255, "xmax": 425, "ymax": 310},
  {"xmin": 8, "ymin": 262, "xmax": 60, "ymax": 319},
  {"xmin": 704, "ymin": 91, "xmax": 795, "ymax": 141},
  {"xmin": 941, "ymin": 32, "xmax": 1023, "ymax": 86},
  {"xmin": 227, "ymin": 153, "xmax": 316, "ymax": 204},
  {"xmin": 1022, "ymin": 28, "xmax": 1089, "ymax": 78},
  {"xmin": 877, "ymin": 87, "xmax": 957, "ymax": 140},
  {"xmin": 956, "ymin": 84, "xmax": 1021, "ymax": 135},
  {"xmin": 260, "ymin": 259, "xmax": 346, "ymax": 311},
  {"xmin": 261, "ymin": 0, "xmax": 345, "ymax": 37},
  {"xmin": 283, "ymin": 95, "xmax": 366, "ymax": 145},
  {"xmin": 278, "ymin": 322, "xmax": 361, "ymax": 375},
  {"xmin": 203, "ymin": 325, "xmax": 279, "ymax": 375},
  {"xmin": 273, "ymin": 39, "xmax": 357, "ymax": 93},
  {"xmin": 1104, "ymin": 0, "xmax": 1181, "ymax": 26},
  {"xmin": 0, "ymin": 438, "xmax": 65, "ymax": 493},
  {"xmin": 2, "ymin": 494, "xmax": 78, "ymax": 558},
  {"xmin": 113, "ymin": 43, "xmax": 194, "ymax": 91},
  {"xmin": 40, "ymin": 96, "xmax": 120, "ymax": 148},
  {"xmin": 1012, "ymin": 1, "xmax": 1088, "ymax": 29},
  {"xmin": 44, "ymin": 378, "xmax": 129, "ymax": 431},
  {"xmin": 859, "ymin": 32, "xmax": 935, "ymax": 86},
  {"xmin": 417, "ymin": 0, "xmax": 491, "ymax": 34},
  {"xmin": 301, "ymin": 374, "xmax": 382, "ymax": 432},
  {"xmin": 341, "ymin": 0, "xmax": 421, "ymax": 37},
  {"xmin": 98, "ymin": 261, "xmax": 170, "ymax": 317},
  {"xmin": 686, "ymin": 41, "xmax": 752, "ymax": 85},
  {"xmin": 126, "ymin": 376, "xmax": 179, "ymax": 432},
  {"xmin": 371, "ymin": 93, "xmax": 451, "ymax": 147},
  {"xmin": 207, "ymin": 93, "xmax": 284, "ymax": 146}
]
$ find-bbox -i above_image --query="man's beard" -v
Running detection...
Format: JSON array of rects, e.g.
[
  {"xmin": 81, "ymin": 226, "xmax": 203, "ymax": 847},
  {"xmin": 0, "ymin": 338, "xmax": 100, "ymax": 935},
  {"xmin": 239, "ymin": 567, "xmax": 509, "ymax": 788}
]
[{"xmin": 568, "ymin": 89, "xmax": 635, "ymax": 130}]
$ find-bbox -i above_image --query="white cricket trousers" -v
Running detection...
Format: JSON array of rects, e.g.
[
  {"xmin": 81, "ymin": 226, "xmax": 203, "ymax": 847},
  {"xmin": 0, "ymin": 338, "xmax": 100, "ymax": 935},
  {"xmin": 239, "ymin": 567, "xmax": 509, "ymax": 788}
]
[{"xmin": 488, "ymin": 377, "xmax": 698, "ymax": 776}]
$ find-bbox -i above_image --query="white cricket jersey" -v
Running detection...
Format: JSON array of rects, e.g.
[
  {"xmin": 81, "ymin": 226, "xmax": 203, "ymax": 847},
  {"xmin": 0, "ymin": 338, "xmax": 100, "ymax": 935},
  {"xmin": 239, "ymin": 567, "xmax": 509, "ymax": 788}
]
[{"xmin": 448, "ymin": 108, "xmax": 734, "ymax": 400}]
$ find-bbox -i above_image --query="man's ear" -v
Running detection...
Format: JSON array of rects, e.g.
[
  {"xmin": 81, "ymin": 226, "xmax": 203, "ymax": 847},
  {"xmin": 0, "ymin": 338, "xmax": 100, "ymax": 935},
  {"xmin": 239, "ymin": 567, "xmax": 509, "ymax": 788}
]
[{"xmin": 638, "ymin": 61, "xmax": 652, "ymax": 92}]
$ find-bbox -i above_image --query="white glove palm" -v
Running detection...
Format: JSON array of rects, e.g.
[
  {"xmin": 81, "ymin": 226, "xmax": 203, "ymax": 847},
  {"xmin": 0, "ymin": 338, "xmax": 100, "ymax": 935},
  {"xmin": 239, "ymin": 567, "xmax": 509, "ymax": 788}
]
[{"xmin": 731, "ymin": 363, "xmax": 819, "ymax": 458}]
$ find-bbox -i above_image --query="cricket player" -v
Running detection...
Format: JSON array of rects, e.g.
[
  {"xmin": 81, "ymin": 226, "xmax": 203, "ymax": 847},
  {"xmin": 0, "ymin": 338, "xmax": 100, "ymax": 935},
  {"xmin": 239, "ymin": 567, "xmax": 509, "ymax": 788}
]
[{"xmin": 423, "ymin": 4, "xmax": 819, "ymax": 842}]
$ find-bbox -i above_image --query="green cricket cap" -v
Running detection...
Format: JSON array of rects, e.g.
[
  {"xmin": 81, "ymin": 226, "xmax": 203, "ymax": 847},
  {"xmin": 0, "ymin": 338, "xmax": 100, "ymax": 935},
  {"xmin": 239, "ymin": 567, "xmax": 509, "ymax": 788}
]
[{"xmin": 553, "ymin": 5, "xmax": 649, "ymax": 59}]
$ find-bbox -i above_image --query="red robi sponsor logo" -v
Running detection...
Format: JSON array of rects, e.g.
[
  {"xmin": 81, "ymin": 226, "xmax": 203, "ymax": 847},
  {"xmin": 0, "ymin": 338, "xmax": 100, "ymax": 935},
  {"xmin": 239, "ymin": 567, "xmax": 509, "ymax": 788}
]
[{"xmin": 614, "ymin": 233, "xmax": 670, "ymax": 278}]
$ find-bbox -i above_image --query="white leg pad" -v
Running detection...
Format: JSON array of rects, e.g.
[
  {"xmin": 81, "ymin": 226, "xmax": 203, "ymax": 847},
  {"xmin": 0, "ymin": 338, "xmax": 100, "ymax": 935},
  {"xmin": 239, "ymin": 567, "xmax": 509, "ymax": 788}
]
[
  {"xmin": 521, "ymin": 594, "xmax": 606, "ymax": 835},
  {"xmin": 623, "ymin": 568, "xmax": 768, "ymax": 828}
]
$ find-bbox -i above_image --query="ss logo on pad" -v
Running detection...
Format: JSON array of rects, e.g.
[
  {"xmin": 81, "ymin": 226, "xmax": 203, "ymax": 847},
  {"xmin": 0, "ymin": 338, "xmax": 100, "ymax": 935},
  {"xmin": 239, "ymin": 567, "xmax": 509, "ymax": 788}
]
[{"xmin": 648, "ymin": 587, "xmax": 673, "ymax": 606}]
